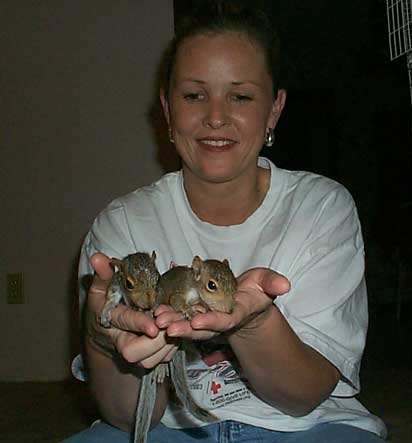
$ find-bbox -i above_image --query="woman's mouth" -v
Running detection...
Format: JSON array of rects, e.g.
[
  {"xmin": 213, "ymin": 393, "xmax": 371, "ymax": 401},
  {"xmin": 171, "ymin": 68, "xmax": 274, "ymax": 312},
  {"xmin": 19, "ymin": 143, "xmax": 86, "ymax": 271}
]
[{"xmin": 197, "ymin": 138, "xmax": 237, "ymax": 152}]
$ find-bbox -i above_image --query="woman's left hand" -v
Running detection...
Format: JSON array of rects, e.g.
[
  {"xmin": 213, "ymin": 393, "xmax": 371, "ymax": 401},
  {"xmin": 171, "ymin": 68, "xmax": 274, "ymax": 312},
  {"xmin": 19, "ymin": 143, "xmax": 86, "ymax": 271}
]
[{"xmin": 154, "ymin": 268, "xmax": 290, "ymax": 340}]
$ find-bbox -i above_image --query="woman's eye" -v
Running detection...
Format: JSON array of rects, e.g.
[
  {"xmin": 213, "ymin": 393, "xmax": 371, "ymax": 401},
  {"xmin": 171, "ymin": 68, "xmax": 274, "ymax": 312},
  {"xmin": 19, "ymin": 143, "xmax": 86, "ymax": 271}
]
[
  {"xmin": 183, "ymin": 92, "xmax": 204, "ymax": 101},
  {"xmin": 207, "ymin": 280, "xmax": 217, "ymax": 291},
  {"xmin": 125, "ymin": 278, "xmax": 135, "ymax": 290},
  {"xmin": 232, "ymin": 94, "xmax": 251, "ymax": 102}
]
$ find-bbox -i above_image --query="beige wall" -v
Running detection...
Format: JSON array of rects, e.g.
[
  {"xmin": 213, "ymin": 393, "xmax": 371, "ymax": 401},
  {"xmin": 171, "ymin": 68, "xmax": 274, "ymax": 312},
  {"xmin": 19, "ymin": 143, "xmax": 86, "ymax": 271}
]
[{"xmin": 0, "ymin": 1, "xmax": 178, "ymax": 381}]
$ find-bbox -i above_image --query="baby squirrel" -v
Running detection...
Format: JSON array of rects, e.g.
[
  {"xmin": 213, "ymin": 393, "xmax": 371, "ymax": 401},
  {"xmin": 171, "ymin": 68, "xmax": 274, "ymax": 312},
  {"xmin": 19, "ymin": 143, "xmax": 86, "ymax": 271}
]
[
  {"xmin": 155, "ymin": 256, "xmax": 237, "ymax": 433},
  {"xmin": 99, "ymin": 251, "xmax": 160, "ymax": 327},
  {"xmin": 156, "ymin": 256, "xmax": 237, "ymax": 317},
  {"xmin": 99, "ymin": 252, "xmax": 237, "ymax": 443},
  {"xmin": 99, "ymin": 251, "xmax": 165, "ymax": 443}
]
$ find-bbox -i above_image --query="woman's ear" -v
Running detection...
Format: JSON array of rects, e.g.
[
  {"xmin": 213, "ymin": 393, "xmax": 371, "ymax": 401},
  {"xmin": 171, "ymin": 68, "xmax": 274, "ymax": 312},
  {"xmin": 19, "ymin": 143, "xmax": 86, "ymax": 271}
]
[
  {"xmin": 160, "ymin": 88, "xmax": 171, "ymax": 126},
  {"xmin": 268, "ymin": 88, "xmax": 287, "ymax": 130}
]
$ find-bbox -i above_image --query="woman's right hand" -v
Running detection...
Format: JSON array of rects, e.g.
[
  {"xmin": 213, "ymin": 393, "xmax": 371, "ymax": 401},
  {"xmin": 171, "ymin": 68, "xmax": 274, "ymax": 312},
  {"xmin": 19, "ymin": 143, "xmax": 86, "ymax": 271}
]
[{"xmin": 85, "ymin": 252, "xmax": 178, "ymax": 369}]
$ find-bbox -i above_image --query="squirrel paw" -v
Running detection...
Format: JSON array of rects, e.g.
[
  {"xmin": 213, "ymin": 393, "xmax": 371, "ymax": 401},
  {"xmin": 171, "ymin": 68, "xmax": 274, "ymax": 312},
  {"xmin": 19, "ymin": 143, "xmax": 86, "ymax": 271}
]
[{"xmin": 154, "ymin": 362, "xmax": 170, "ymax": 384}]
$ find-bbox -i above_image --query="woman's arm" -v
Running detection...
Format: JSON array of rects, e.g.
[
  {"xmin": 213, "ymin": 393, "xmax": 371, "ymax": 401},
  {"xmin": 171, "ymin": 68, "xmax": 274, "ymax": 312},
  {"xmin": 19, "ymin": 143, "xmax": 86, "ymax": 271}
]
[
  {"xmin": 158, "ymin": 268, "xmax": 339, "ymax": 417},
  {"xmin": 83, "ymin": 253, "xmax": 174, "ymax": 432},
  {"xmin": 227, "ymin": 278, "xmax": 340, "ymax": 416}
]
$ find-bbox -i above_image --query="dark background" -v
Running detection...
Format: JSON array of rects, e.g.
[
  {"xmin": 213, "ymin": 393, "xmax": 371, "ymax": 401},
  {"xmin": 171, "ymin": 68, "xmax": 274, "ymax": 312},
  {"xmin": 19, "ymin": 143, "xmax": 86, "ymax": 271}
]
[
  {"xmin": 1, "ymin": 3, "xmax": 410, "ymax": 441},
  {"xmin": 174, "ymin": 0, "xmax": 412, "ymax": 309}
]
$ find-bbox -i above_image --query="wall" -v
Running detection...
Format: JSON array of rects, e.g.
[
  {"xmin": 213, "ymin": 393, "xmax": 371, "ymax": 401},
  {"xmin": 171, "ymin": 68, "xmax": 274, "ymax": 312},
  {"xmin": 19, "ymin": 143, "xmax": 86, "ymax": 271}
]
[{"xmin": 0, "ymin": 0, "xmax": 176, "ymax": 381}]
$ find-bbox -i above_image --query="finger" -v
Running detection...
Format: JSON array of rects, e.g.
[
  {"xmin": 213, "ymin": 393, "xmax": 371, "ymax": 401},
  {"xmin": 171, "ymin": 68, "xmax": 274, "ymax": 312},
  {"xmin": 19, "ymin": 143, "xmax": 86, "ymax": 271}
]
[
  {"xmin": 153, "ymin": 304, "xmax": 176, "ymax": 316},
  {"xmin": 87, "ymin": 277, "xmax": 108, "ymax": 309},
  {"xmin": 238, "ymin": 268, "xmax": 291, "ymax": 298},
  {"xmin": 261, "ymin": 270, "xmax": 291, "ymax": 297},
  {"xmin": 109, "ymin": 304, "xmax": 159, "ymax": 338},
  {"xmin": 163, "ymin": 344, "xmax": 178, "ymax": 362},
  {"xmin": 155, "ymin": 310, "xmax": 185, "ymax": 329},
  {"xmin": 114, "ymin": 330, "xmax": 169, "ymax": 365},
  {"xmin": 165, "ymin": 319, "xmax": 193, "ymax": 337},
  {"xmin": 90, "ymin": 253, "xmax": 114, "ymax": 281},
  {"xmin": 88, "ymin": 254, "xmax": 114, "ymax": 296},
  {"xmin": 166, "ymin": 317, "xmax": 220, "ymax": 340},
  {"xmin": 140, "ymin": 343, "xmax": 177, "ymax": 368},
  {"xmin": 190, "ymin": 310, "xmax": 239, "ymax": 332}
]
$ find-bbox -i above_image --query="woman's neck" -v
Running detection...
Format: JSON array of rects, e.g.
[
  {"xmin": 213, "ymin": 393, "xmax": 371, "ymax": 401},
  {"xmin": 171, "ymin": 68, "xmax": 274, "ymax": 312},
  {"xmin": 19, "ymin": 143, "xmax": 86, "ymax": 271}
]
[{"xmin": 183, "ymin": 167, "xmax": 270, "ymax": 226}]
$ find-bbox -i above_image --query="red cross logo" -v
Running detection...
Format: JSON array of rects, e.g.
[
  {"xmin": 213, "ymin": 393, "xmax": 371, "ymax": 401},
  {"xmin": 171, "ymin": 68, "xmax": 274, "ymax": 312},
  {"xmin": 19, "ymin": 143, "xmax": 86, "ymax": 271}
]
[{"xmin": 210, "ymin": 381, "xmax": 222, "ymax": 395}]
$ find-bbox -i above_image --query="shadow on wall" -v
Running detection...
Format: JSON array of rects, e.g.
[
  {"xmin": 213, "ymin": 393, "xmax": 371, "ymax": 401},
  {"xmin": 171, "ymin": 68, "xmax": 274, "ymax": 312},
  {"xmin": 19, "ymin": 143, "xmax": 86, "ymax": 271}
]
[
  {"xmin": 66, "ymin": 42, "xmax": 183, "ymax": 369},
  {"xmin": 148, "ymin": 43, "xmax": 181, "ymax": 174},
  {"xmin": 66, "ymin": 244, "xmax": 85, "ymax": 368}
]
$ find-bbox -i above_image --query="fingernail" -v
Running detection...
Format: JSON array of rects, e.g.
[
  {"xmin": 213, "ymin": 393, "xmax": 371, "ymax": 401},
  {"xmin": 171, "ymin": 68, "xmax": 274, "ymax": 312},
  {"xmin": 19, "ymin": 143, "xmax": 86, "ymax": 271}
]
[
  {"xmin": 147, "ymin": 326, "xmax": 158, "ymax": 338},
  {"xmin": 156, "ymin": 320, "xmax": 167, "ymax": 329}
]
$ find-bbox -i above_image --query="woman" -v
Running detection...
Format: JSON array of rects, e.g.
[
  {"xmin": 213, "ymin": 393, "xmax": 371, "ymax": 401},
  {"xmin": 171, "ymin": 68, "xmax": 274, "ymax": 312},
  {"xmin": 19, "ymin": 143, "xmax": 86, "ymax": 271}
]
[{"xmin": 66, "ymin": 2, "xmax": 386, "ymax": 442}]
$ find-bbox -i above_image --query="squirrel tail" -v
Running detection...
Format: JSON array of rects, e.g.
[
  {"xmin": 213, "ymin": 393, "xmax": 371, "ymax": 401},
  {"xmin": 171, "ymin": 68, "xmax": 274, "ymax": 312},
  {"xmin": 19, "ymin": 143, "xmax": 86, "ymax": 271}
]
[
  {"xmin": 170, "ymin": 348, "xmax": 218, "ymax": 423},
  {"xmin": 133, "ymin": 370, "xmax": 157, "ymax": 443}
]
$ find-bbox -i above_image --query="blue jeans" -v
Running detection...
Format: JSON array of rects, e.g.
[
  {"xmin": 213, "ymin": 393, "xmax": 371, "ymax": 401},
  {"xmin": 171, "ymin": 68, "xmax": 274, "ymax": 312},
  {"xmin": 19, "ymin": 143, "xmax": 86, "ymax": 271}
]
[{"xmin": 63, "ymin": 420, "xmax": 385, "ymax": 442}]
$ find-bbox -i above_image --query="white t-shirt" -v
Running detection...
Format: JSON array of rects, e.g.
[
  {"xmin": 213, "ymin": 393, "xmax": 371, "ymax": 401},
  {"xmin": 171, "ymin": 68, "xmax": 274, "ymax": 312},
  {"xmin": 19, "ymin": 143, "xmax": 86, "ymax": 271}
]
[{"xmin": 77, "ymin": 157, "xmax": 386, "ymax": 437}]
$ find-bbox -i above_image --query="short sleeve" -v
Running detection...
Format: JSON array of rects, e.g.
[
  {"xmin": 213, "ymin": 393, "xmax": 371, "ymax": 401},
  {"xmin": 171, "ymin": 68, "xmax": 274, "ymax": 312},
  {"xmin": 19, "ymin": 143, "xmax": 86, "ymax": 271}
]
[
  {"xmin": 78, "ymin": 198, "xmax": 137, "ymax": 314},
  {"xmin": 277, "ymin": 186, "xmax": 367, "ymax": 397},
  {"xmin": 73, "ymin": 199, "xmax": 137, "ymax": 382}
]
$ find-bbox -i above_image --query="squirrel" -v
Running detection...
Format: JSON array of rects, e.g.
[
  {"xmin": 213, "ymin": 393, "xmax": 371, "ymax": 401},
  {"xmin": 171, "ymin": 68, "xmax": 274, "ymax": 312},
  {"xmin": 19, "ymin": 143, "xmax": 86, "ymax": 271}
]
[
  {"xmin": 99, "ymin": 251, "xmax": 160, "ymax": 328},
  {"xmin": 154, "ymin": 255, "xmax": 237, "ymax": 434},
  {"xmin": 98, "ymin": 252, "xmax": 237, "ymax": 443},
  {"xmin": 156, "ymin": 256, "xmax": 237, "ymax": 317}
]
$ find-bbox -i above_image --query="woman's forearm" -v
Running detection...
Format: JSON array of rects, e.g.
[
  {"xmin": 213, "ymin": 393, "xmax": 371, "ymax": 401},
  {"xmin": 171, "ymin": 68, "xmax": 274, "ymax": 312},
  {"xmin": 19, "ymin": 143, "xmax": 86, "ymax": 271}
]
[
  {"xmin": 82, "ymin": 262, "xmax": 171, "ymax": 433},
  {"xmin": 228, "ymin": 305, "xmax": 339, "ymax": 417},
  {"xmin": 85, "ymin": 337, "xmax": 169, "ymax": 432}
]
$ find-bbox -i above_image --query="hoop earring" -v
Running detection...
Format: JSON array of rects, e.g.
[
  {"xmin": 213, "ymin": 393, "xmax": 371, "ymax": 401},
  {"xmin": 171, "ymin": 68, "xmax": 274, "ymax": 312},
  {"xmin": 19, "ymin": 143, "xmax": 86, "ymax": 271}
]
[
  {"xmin": 168, "ymin": 127, "xmax": 175, "ymax": 144},
  {"xmin": 265, "ymin": 128, "xmax": 275, "ymax": 147}
]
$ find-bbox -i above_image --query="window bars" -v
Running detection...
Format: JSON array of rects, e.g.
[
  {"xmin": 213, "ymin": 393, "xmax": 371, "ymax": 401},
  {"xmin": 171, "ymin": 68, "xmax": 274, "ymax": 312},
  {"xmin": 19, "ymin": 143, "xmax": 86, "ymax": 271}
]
[
  {"xmin": 387, "ymin": 0, "xmax": 412, "ymax": 59},
  {"xmin": 387, "ymin": 0, "xmax": 412, "ymax": 120}
]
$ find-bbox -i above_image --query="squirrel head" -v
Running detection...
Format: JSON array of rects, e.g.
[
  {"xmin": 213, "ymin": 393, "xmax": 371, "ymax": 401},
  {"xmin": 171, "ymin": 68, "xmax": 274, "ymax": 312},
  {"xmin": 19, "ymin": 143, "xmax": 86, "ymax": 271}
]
[{"xmin": 191, "ymin": 255, "xmax": 237, "ymax": 314}]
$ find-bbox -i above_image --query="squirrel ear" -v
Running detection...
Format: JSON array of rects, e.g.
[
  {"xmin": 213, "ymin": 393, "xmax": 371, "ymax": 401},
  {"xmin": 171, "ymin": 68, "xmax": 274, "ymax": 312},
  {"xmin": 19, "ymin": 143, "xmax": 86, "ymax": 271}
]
[
  {"xmin": 192, "ymin": 255, "xmax": 202, "ymax": 280},
  {"xmin": 110, "ymin": 257, "xmax": 124, "ymax": 273},
  {"xmin": 223, "ymin": 258, "xmax": 229, "ymax": 267},
  {"xmin": 151, "ymin": 250, "xmax": 157, "ymax": 262},
  {"xmin": 169, "ymin": 260, "xmax": 177, "ymax": 269}
]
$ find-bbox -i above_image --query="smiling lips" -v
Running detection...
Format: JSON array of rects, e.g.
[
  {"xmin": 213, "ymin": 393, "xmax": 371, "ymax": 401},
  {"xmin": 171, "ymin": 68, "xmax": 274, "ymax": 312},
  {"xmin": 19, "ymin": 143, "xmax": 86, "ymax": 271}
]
[{"xmin": 197, "ymin": 138, "xmax": 237, "ymax": 152}]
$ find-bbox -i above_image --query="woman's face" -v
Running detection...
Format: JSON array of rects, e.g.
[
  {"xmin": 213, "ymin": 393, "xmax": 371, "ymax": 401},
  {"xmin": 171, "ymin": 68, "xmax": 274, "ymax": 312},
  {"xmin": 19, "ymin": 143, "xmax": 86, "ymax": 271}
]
[{"xmin": 161, "ymin": 32, "xmax": 286, "ymax": 185}]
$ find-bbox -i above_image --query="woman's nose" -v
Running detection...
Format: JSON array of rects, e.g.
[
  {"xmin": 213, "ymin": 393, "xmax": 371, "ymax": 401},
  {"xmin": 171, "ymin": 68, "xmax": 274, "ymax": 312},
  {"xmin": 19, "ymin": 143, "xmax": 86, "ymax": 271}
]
[{"xmin": 203, "ymin": 98, "xmax": 229, "ymax": 129}]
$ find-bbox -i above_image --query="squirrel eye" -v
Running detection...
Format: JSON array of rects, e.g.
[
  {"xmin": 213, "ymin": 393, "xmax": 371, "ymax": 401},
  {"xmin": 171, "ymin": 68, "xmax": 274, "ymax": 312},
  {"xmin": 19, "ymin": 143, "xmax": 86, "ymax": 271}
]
[
  {"xmin": 125, "ymin": 278, "xmax": 135, "ymax": 290},
  {"xmin": 207, "ymin": 280, "xmax": 217, "ymax": 291}
]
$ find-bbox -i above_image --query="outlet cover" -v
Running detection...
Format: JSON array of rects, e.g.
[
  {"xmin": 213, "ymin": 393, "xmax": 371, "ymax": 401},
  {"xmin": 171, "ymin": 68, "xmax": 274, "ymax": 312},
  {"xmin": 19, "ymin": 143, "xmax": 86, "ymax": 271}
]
[{"xmin": 7, "ymin": 273, "xmax": 24, "ymax": 304}]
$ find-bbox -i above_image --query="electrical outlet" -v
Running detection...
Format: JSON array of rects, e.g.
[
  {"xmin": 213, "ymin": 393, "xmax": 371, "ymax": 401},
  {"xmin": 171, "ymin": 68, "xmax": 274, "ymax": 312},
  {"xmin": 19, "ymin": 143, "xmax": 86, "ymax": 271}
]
[{"xmin": 6, "ymin": 273, "xmax": 24, "ymax": 304}]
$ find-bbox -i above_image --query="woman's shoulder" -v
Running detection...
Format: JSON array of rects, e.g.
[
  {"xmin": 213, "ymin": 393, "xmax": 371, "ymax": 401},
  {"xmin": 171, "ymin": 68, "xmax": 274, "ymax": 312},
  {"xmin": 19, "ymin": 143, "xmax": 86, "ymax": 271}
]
[
  {"xmin": 284, "ymin": 167, "xmax": 346, "ymax": 194},
  {"xmin": 100, "ymin": 170, "xmax": 182, "ymax": 218},
  {"xmin": 270, "ymin": 161, "xmax": 354, "ymax": 210},
  {"xmin": 263, "ymin": 157, "xmax": 345, "ymax": 192},
  {"xmin": 89, "ymin": 171, "xmax": 181, "ymax": 236},
  {"xmin": 82, "ymin": 171, "xmax": 182, "ymax": 263}
]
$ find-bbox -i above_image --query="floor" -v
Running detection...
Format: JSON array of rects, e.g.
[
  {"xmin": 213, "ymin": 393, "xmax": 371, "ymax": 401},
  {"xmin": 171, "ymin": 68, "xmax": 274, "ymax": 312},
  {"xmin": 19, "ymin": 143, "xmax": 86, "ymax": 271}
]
[
  {"xmin": 1, "ymin": 302, "xmax": 411, "ymax": 443},
  {"xmin": 357, "ymin": 302, "xmax": 412, "ymax": 442}
]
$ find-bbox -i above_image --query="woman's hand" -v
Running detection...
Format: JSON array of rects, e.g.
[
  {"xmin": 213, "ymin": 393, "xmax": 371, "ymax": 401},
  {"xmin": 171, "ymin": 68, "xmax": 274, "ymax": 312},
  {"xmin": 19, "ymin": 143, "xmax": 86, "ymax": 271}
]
[
  {"xmin": 154, "ymin": 267, "xmax": 290, "ymax": 340},
  {"xmin": 85, "ymin": 253, "xmax": 178, "ymax": 368}
]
